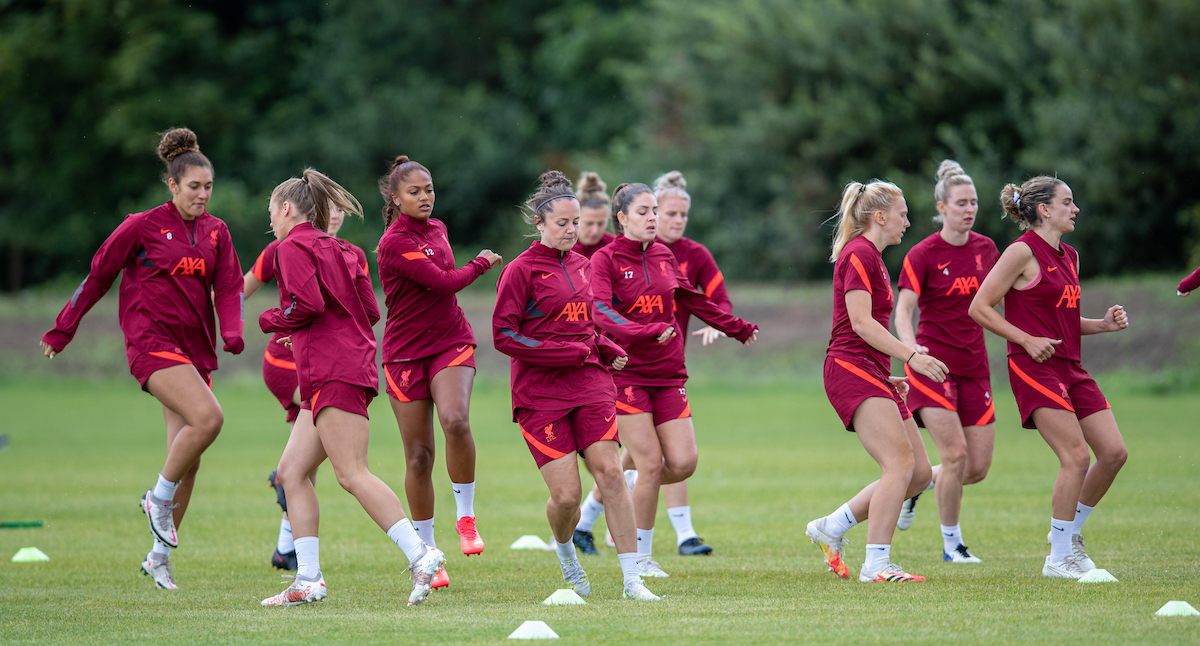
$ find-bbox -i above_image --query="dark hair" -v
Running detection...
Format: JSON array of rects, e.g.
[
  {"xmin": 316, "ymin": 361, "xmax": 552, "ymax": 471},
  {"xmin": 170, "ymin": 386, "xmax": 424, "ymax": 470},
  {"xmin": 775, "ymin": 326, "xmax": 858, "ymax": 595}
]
[
  {"xmin": 523, "ymin": 171, "xmax": 576, "ymax": 227},
  {"xmin": 271, "ymin": 169, "xmax": 364, "ymax": 233},
  {"xmin": 378, "ymin": 155, "xmax": 432, "ymax": 229},
  {"xmin": 610, "ymin": 182, "xmax": 652, "ymax": 235},
  {"xmin": 157, "ymin": 127, "xmax": 212, "ymax": 185},
  {"xmin": 1000, "ymin": 176, "xmax": 1064, "ymax": 230}
]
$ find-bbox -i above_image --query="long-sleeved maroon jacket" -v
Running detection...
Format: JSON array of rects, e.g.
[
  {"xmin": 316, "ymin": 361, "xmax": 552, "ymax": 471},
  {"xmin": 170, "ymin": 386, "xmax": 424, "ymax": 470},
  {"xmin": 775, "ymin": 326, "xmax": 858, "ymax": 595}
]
[
  {"xmin": 42, "ymin": 201, "xmax": 243, "ymax": 371},
  {"xmin": 251, "ymin": 238, "xmax": 369, "ymax": 367},
  {"xmin": 663, "ymin": 236, "xmax": 732, "ymax": 346},
  {"xmin": 377, "ymin": 214, "xmax": 492, "ymax": 363},
  {"xmin": 590, "ymin": 235, "xmax": 756, "ymax": 386},
  {"xmin": 493, "ymin": 242, "xmax": 626, "ymax": 418},
  {"xmin": 572, "ymin": 231, "xmax": 616, "ymax": 260},
  {"xmin": 259, "ymin": 222, "xmax": 380, "ymax": 399},
  {"xmin": 1179, "ymin": 264, "xmax": 1200, "ymax": 294}
]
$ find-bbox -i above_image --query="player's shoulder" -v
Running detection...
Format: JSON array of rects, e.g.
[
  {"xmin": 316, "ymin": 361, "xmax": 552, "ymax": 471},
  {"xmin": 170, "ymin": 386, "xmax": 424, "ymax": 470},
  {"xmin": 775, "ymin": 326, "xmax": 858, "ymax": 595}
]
[{"xmin": 967, "ymin": 231, "xmax": 999, "ymax": 251}]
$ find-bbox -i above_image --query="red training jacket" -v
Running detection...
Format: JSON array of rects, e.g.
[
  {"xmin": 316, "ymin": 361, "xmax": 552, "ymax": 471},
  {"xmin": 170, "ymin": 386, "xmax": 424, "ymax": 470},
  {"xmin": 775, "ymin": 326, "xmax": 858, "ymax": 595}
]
[
  {"xmin": 259, "ymin": 223, "xmax": 379, "ymax": 399},
  {"xmin": 1179, "ymin": 264, "xmax": 1200, "ymax": 294},
  {"xmin": 572, "ymin": 231, "xmax": 616, "ymax": 260},
  {"xmin": 42, "ymin": 200, "xmax": 243, "ymax": 371},
  {"xmin": 663, "ymin": 236, "xmax": 731, "ymax": 347},
  {"xmin": 493, "ymin": 242, "xmax": 626, "ymax": 418},
  {"xmin": 590, "ymin": 235, "xmax": 756, "ymax": 386}
]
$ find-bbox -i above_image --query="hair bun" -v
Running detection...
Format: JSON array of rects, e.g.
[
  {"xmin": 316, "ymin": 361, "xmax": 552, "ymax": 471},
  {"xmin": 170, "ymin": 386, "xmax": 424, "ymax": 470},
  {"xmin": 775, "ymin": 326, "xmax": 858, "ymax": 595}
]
[
  {"xmin": 577, "ymin": 171, "xmax": 605, "ymax": 193},
  {"xmin": 539, "ymin": 170, "xmax": 571, "ymax": 190},
  {"xmin": 936, "ymin": 159, "xmax": 964, "ymax": 182},
  {"xmin": 157, "ymin": 128, "xmax": 200, "ymax": 163},
  {"xmin": 654, "ymin": 170, "xmax": 687, "ymax": 191},
  {"xmin": 391, "ymin": 155, "xmax": 410, "ymax": 170}
]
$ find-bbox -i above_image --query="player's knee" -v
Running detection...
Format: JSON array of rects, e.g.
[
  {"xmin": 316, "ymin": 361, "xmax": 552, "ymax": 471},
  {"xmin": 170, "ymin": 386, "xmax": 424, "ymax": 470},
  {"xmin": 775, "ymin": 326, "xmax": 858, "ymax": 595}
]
[
  {"xmin": 590, "ymin": 461, "xmax": 623, "ymax": 491},
  {"xmin": 438, "ymin": 413, "xmax": 472, "ymax": 441},
  {"xmin": 192, "ymin": 406, "xmax": 224, "ymax": 441},
  {"xmin": 332, "ymin": 465, "xmax": 369, "ymax": 496},
  {"xmin": 939, "ymin": 444, "xmax": 968, "ymax": 476},
  {"xmin": 638, "ymin": 459, "xmax": 664, "ymax": 484},
  {"xmin": 1061, "ymin": 444, "xmax": 1090, "ymax": 475},
  {"xmin": 1099, "ymin": 443, "xmax": 1128, "ymax": 472},
  {"xmin": 405, "ymin": 446, "xmax": 436, "ymax": 478},
  {"xmin": 964, "ymin": 463, "xmax": 989, "ymax": 485}
]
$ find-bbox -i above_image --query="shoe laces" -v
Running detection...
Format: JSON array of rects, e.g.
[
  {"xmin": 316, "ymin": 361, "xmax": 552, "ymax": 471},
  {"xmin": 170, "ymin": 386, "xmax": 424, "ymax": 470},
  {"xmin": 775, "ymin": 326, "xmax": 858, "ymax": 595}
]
[{"xmin": 456, "ymin": 517, "xmax": 479, "ymax": 540}]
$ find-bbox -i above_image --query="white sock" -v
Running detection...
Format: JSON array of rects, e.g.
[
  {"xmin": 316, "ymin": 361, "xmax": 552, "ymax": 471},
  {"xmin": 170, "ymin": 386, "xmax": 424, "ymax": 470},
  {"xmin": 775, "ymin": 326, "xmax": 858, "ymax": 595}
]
[
  {"xmin": 941, "ymin": 524, "xmax": 963, "ymax": 554},
  {"xmin": 623, "ymin": 469, "xmax": 639, "ymax": 491},
  {"xmin": 387, "ymin": 519, "xmax": 428, "ymax": 564},
  {"xmin": 924, "ymin": 469, "xmax": 937, "ymax": 491},
  {"xmin": 152, "ymin": 473, "xmax": 179, "ymax": 502},
  {"xmin": 277, "ymin": 519, "xmax": 294, "ymax": 553},
  {"xmin": 636, "ymin": 527, "xmax": 654, "ymax": 558},
  {"xmin": 555, "ymin": 540, "xmax": 578, "ymax": 567},
  {"xmin": 617, "ymin": 552, "xmax": 641, "ymax": 587},
  {"xmin": 1049, "ymin": 517, "xmax": 1073, "ymax": 562},
  {"xmin": 667, "ymin": 506, "xmax": 697, "ymax": 545},
  {"xmin": 294, "ymin": 536, "xmax": 320, "ymax": 579},
  {"xmin": 823, "ymin": 502, "xmax": 858, "ymax": 538},
  {"xmin": 864, "ymin": 543, "xmax": 891, "ymax": 572},
  {"xmin": 149, "ymin": 540, "xmax": 171, "ymax": 560},
  {"xmin": 576, "ymin": 492, "xmax": 604, "ymax": 532},
  {"xmin": 412, "ymin": 518, "xmax": 436, "ymax": 549},
  {"xmin": 452, "ymin": 481, "xmax": 475, "ymax": 520},
  {"xmin": 1072, "ymin": 503, "xmax": 1094, "ymax": 535}
]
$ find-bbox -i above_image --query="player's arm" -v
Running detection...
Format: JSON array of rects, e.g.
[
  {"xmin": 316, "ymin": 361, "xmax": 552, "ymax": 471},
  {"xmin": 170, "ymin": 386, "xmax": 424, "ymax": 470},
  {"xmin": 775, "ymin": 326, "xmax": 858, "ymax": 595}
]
[
  {"xmin": 893, "ymin": 289, "xmax": 923, "ymax": 351},
  {"xmin": 379, "ymin": 236, "xmax": 498, "ymax": 294},
  {"xmin": 213, "ymin": 226, "xmax": 245, "ymax": 354},
  {"xmin": 491, "ymin": 266, "xmax": 590, "ymax": 367},
  {"xmin": 352, "ymin": 246, "xmax": 380, "ymax": 326},
  {"xmin": 1178, "ymin": 263, "xmax": 1200, "ymax": 296},
  {"xmin": 845, "ymin": 289, "xmax": 945, "ymax": 382},
  {"xmin": 259, "ymin": 244, "xmax": 324, "ymax": 333},
  {"xmin": 690, "ymin": 247, "xmax": 731, "ymax": 345},
  {"xmin": 673, "ymin": 263, "xmax": 756, "ymax": 344},
  {"xmin": 589, "ymin": 254, "xmax": 673, "ymax": 345},
  {"xmin": 969, "ymin": 242, "xmax": 1059, "ymax": 361}
]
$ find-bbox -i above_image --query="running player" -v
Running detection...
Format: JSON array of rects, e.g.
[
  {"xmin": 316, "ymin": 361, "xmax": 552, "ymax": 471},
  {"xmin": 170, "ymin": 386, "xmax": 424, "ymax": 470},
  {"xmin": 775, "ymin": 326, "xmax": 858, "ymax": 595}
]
[
  {"xmin": 376, "ymin": 156, "xmax": 501, "ymax": 590},
  {"xmin": 572, "ymin": 171, "xmax": 616, "ymax": 259},
  {"xmin": 492, "ymin": 171, "xmax": 660, "ymax": 600},
  {"xmin": 590, "ymin": 181, "xmax": 757, "ymax": 578},
  {"xmin": 805, "ymin": 180, "xmax": 944, "ymax": 584},
  {"xmin": 40, "ymin": 127, "xmax": 244, "ymax": 590},
  {"xmin": 968, "ymin": 176, "xmax": 1129, "ymax": 578},
  {"xmin": 893, "ymin": 161, "xmax": 1000, "ymax": 563},
  {"xmin": 244, "ymin": 204, "xmax": 369, "ymax": 571},
  {"xmin": 258, "ymin": 169, "xmax": 444, "ymax": 607}
]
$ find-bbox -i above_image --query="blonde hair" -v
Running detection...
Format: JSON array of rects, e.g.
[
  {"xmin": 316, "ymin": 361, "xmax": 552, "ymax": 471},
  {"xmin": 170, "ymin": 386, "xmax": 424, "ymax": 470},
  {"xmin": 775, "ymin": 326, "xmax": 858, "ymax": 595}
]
[
  {"xmin": 933, "ymin": 160, "xmax": 974, "ymax": 225},
  {"xmin": 576, "ymin": 171, "xmax": 608, "ymax": 207},
  {"xmin": 271, "ymin": 169, "xmax": 364, "ymax": 233},
  {"xmin": 1000, "ymin": 176, "xmax": 1064, "ymax": 230},
  {"xmin": 829, "ymin": 180, "xmax": 904, "ymax": 262},
  {"xmin": 653, "ymin": 170, "xmax": 690, "ymax": 204}
]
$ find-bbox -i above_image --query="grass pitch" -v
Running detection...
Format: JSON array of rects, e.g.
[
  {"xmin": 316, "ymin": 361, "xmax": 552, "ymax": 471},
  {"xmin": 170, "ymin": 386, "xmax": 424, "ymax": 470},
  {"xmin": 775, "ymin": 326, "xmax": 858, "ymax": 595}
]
[{"xmin": 1, "ymin": 377, "xmax": 1198, "ymax": 644}]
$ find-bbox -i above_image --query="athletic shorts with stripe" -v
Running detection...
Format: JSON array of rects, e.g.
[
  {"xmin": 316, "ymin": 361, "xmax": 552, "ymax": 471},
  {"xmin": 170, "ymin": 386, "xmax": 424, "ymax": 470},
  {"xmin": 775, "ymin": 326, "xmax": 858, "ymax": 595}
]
[
  {"xmin": 1007, "ymin": 354, "xmax": 1110, "ymax": 430},
  {"xmin": 823, "ymin": 355, "xmax": 911, "ymax": 432},
  {"xmin": 903, "ymin": 365, "xmax": 996, "ymax": 429},
  {"xmin": 383, "ymin": 345, "xmax": 476, "ymax": 402},
  {"xmin": 516, "ymin": 402, "xmax": 620, "ymax": 468},
  {"xmin": 262, "ymin": 348, "xmax": 300, "ymax": 423},
  {"xmin": 300, "ymin": 380, "xmax": 374, "ymax": 420},
  {"xmin": 131, "ymin": 350, "xmax": 211, "ymax": 392},
  {"xmin": 613, "ymin": 384, "xmax": 691, "ymax": 426}
]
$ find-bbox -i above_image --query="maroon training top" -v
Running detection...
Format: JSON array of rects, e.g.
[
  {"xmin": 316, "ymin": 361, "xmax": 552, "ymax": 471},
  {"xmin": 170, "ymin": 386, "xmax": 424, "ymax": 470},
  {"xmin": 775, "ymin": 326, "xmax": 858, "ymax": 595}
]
[
  {"xmin": 1179, "ymin": 264, "xmax": 1200, "ymax": 294},
  {"xmin": 493, "ymin": 242, "xmax": 626, "ymax": 418},
  {"xmin": 827, "ymin": 235, "xmax": 895, "ymax": 375},
  {"xmin": 898, "ymin": 231, "xmax": 999, "ymax": 377},
  {"xmin": 572, "ymin": 231, "xmax": 616, "ymax": 260},
  {"xmin": 259, "ymin": 223, "xmax": 380, "ymax": 399},
  {"xmin": 251, "ymin": 238, "xmax": 369, "ymax": 367},
  {"xmin": 376, "ymin": 214, "xmax": 492, "ymax": 363},
  {"xmin": 590, "ymin": 235, "xmax": 756, "ymax": 386},
  {"xmin": 663, "ymin": 237, "xmax": 732, "ymax": 346},
  {"xmin": 1002, "ymin": 230, "xmax": 1082, "ymax": 362},
  {"xmin": 42, "ymin": 201, "xmax": 244, "ymax": 371}
]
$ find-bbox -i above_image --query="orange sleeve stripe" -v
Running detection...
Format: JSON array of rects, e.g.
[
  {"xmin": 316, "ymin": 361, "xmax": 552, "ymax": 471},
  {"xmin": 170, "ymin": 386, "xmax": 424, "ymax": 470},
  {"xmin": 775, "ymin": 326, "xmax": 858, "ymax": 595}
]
[
  {"xmin": 402, "ymin": 252, "xmax": 428, "ymax": 261},
  {"xmin": 614, "ymin": 401, "xmax": 645, "ymax": 415},
  {"xmin": 903, "ymin": 363, "xmax": 956, "ymax": 411},
  {"xmin": 600, "ymin": 418, "xmax": 619, "ymax": 442},
  {"xmin": 704, "ymin": 271, "xmax": 724, "ymax": 298},
  {"xmin": 252, "ymin": 252, "xmax": 265, "ymax": 281},
  {"xmin": 1008, "ymin": 359, "xmax": 1075, "ymax": 412},
  {"xmin": 148, "ymin": 350, "xmax": 193, "ymax": 365},
  {"xmin": 383, "ymin": 366, "xmax": 411, "ymax": 402},
  {"xmin": 521, "ymin": 425, "xmax": 567, "ymax": 460},
  {"xmin": 902, "ymin": 256, "xmax": 921, "ymax": 296},
  {"xmin": 446, "ymin": 346, "xmax": 474, "ymax": 367},
  {"xmin": 263, "ymin": 347, "xmax": 296, "ymax": 371},
  {"xmin": 834, "ymin": 358, "xmax": 893, "ymax": 398},
  {"xmin": 362, "ymin": 263, "xmax": 369, "ymax": 276},
  {"xmin": 848, "ymin": 254, "xmax": 873, "ymax": 295},
  {"xmin": 677, "ymin": 402, "xmax": 692, "ymax": 419},
  {"xmin": 974, "ymin": 401, "xmax": 996, "ymax": 427}
]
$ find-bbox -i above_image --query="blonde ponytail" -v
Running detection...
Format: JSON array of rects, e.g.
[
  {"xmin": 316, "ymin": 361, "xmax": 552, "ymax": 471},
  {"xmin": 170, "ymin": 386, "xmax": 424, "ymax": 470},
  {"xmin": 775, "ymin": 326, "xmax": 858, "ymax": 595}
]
[
  {"xmin": 829, "ymin": 180, "xmax": 904, "ymax": 262},
  {"xmin": 270, "ymin": 169, "xmax": 363, "ymax": 233}
]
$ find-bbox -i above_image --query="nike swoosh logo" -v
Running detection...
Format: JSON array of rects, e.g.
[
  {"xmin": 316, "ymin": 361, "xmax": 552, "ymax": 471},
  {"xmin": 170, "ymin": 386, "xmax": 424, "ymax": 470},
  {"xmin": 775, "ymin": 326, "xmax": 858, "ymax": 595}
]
[
  {"xmin": 456, "ymin": 346, "xmax": 468, "ymax": 352},
  {"xmin": 453, "ymin": 489, "xmax": 462, "ymax": 494},
  {"xmin": 160, "ymin": 229, "xmax": 172, "ymax": 234},
  {"xmin": 604, "ymin": 415, "xmax": 614, "ymax": 422},
  {"xmin": 620, "ymin": 266, "xmax": 632, "ymax": 271},
  {"xmin": 541, "ymin": 273, "xmax": 554, "ymax": 279},
  {"xmin": 1053, "ymin": 526, "xmax": 1065, "ymax": 531},
  {"xmin": 670, "ymin": 513, "xmax": 685, "ymax": 518},
  {"xmin": 943, "ymin": 533, "xmax": 955, "ymax": 537},
  {"xmin": 937, "ymin": 262, "xmax": 950, "ymax": 270},
  {"xmin": 1047, "ymin": 267, "xmax": 1057, "ymax": 272}
]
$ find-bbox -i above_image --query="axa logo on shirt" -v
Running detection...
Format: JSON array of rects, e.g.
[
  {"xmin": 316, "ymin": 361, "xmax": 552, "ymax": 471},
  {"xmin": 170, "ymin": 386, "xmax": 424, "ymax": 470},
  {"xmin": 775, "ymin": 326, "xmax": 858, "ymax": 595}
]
[
  {"xmin": 1056, "ymin": 285, "xmax": 1081, "ymax": 308},
  {"xmin": 553, "ymin": 301, "xmax": 589, "ymax": 322},
  {"xmin": 625, "ymin": 294, "xmax": 664, "ymax": 314},
  {"xmin": 171, "ymin": 256, "xmax": 206, "ymax": 277},
  {"xmin": 945, "ymin": 276, "xmax": 980, "ymax": 296}
]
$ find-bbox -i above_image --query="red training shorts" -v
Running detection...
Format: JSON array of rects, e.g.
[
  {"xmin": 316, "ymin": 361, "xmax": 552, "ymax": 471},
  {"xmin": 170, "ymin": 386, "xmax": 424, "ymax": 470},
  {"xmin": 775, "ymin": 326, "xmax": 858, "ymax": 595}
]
[
  {"xmin": 903, "ymin": 364, "xmax": 997, "ymax": 429},
  {"xmin": 131, "ymin": 350, "xmax": 211, "ymax": 393},
  {"xmin": 301, "ymin": 381, "xmax": 374, "ymax": 420},
  {"xmin": 383, "ymin": 345, "xmax": 476, "ymax": 403},
  {"xmin": 823, "ymin": 355, "xmax": 911, "ymax": 432},
  {"xmin": 516, "ymin": 402, "xmax": 620, "ymax": 468},
  {"xmin": 612, "ymin": 384, "xmax": 691, "ymax": 426},
  {"xmin": 1007, "ymin": 354, "xmax": 1111, "ymax": 430},
  {"xmin": 262, "ymin": 347, "xmax": 300, "ymax": 423}
]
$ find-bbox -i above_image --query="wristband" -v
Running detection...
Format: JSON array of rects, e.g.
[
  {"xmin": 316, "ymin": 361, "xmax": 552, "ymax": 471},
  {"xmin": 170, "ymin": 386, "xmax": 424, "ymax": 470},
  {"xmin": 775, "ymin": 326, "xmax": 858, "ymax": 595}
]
[{"xmin": 906, "ymin": 350, "xmax": 916, "ymax": 363}]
